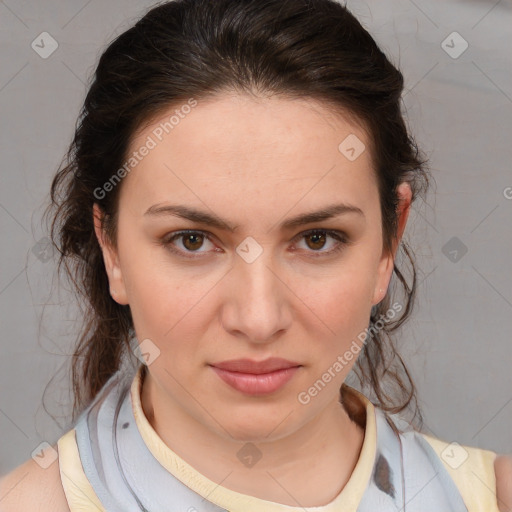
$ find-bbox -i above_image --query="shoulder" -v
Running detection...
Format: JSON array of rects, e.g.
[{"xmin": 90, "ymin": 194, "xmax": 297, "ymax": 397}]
[
  {"xmin": 417, "ymin": 432, "xmax": 506, "ymax": 511},
  {"xmin": 495, "ymin": 454, "xmax": 512, "ymax": 512},
  {"xmin": 0, "ymin": 444, "xmax": 70, "ymax": 512}
]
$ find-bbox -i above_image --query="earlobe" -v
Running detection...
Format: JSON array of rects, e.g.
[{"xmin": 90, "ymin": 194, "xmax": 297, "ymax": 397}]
[
  {"xmin": 92, "ymin": 203, "xmax": 129, "ymax": 305},
  {"xmin": 372, "ymin": 253, "xmax": 393, "ymax": 307},
  {"xmin": 372, "ymin": 182, "xmax": 413, "ymax": 307}
]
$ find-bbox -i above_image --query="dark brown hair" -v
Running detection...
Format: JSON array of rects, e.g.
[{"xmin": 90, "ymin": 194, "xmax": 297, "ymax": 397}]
[{"xmin": 44, "ymin": 0, "xmax": 430, "ymax": 428}]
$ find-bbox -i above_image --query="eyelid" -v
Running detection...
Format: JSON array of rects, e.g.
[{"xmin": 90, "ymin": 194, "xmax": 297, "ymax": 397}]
[
  {"xmin": 161, "ymin": 229, "xmax": 218, "ymax": 258},
  {"xmin": 161, "ymin": 228, "xmax": 349, "ymax": 258},
  {"xmin": 291, "ymin": 229, "xmax": 348, "ymax": 257}
]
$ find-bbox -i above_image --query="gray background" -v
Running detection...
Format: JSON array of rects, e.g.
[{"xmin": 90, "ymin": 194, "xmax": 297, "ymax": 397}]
[{"xmin": 1, "ymin": 0, "xmax": 511, "ymax": 474}]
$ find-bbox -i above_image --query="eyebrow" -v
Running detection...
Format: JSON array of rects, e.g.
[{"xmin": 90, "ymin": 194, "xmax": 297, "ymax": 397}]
[{"xmin": 144, "ymin": 202, "xmax": 365, "ymax": 232}]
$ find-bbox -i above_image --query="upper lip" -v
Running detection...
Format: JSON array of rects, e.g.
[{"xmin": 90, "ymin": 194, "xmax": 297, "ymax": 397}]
[{"xmin": 210, "ymin": 357, "xmax": 301, "ymax": 374}]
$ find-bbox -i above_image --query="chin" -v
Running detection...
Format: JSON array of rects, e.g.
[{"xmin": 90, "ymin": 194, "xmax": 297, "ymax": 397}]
[{"xmin": 211, "ymin": 408, "xmax": 299, "ymax": 444}]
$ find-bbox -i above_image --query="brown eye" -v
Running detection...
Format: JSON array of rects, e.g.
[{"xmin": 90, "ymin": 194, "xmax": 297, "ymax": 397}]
[
  {"xmin": 181, "ymin": 232, "xmax": 205, "ymax": 251},
  {"xmin": 304, "ymin": 232, "xmax": 328, "ymax": 251},
  {"xmin": 161, "ymin": 228, "xmax": 348, "ymax": 260},
  {"xmin": 293, "ymin": 229, "xmax": 348, "ymax": 257},
  {"xmin": 162, "ymin": 230, "xmax": 216, "ymax": 258}
]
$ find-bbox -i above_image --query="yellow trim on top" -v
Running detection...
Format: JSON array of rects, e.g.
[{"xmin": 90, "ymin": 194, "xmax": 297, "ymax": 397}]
[
  {"xmin": 55, "ymin": 365, "xmax": 502, "ymax": 512},
  {"xmin": 421, "ymin": 433, "xmax": 500, "ymax": 512},
  {"xmin": 130, "ymin": 364, "xmax": 377, "ymax": 512},
  {"xmin": 57, "ymin": 428, "xmax": 107, "ymax": 512}
]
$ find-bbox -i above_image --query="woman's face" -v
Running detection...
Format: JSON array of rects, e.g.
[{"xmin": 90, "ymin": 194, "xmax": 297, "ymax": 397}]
[{"xmin": 94, "ymin": 93, "xmax": 410, "ymax": 441}]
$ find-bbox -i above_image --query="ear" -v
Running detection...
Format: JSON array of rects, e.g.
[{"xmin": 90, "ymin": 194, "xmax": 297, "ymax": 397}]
[
  {"xmin": 92, "ymin": 203, "xmax": 129, "ymax": 305},
  {"xmin": 372, "ymin": 182, "xmax": 412, "ymax": 306}
]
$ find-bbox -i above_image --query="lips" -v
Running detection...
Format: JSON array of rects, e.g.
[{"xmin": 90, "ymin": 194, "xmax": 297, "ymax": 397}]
[
  {"xmin": 209, "ymin": 357, "xmax": 301, "ymax": 374},
  {"xmin": 209, "ymin": 357, "xmax": 302, "ymax": 395}
]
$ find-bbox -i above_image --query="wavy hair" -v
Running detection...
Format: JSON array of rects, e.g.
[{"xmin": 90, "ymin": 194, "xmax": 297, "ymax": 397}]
[{"xmin": 44, "ymin": 0, "xmax": 431, "ymax": 428}]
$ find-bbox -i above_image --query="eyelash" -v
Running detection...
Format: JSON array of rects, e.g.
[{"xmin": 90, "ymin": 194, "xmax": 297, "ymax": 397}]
[{"xmin": 160, "ymin": 229, "xmax": 349, "ymax": 259}]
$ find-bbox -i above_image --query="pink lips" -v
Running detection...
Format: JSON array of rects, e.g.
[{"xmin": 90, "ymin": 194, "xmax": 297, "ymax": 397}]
[{"xmin": 209, "ymin": 357, "xmax": 301, "ymax": 395}]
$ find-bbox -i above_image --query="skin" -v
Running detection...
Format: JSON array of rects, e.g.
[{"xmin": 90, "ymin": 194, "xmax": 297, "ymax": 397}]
[
  {"xmin": 0, "ymin": 95, "xmax": 510, "ymax": 512},
  {"xmin": 92, "ymin": 92, "xmax": 412, "ymax": 507}
]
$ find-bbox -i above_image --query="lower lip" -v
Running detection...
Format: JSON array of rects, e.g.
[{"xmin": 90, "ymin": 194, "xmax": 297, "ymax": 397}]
[{"xmin": 210, "ymin": 366, "xmax": 300, "ymax": 395}]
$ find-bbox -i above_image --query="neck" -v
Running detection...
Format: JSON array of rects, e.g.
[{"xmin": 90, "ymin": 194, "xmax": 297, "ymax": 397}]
[{"xmin": 140, "ymin": 367, "xmax": 365, "ymax": 507}]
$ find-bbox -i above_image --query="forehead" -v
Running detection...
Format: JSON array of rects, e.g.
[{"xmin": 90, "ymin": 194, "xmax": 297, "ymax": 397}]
[{"xmin": 119, "ymin": 94, "xmax": 377, "ymax": 218}]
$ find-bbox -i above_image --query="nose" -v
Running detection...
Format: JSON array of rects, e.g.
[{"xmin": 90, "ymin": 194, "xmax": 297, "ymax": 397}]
[{"xmin": 221, "ymin": 246, "xmax": 293, "ymax": 344}]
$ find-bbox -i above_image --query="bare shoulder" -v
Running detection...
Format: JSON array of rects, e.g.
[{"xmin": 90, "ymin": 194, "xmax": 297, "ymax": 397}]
[
  {"xmin": 495, "ymin": 454, "xmax": 512, "ymax": 512},
  {"xmin": 0, "ymin": 444, "xmax": 70, "ymax": 512}
]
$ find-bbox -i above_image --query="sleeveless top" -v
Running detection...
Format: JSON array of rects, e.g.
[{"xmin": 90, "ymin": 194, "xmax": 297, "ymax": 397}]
[{"xmin": 56, "ymin": 363, "xmax": 500, "ymax": 511}]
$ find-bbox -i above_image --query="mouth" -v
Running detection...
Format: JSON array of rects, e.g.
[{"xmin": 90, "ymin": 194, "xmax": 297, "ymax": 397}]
[{"xmin": 209, "ymin": 358, "xmax": 302, "ymax": 395}]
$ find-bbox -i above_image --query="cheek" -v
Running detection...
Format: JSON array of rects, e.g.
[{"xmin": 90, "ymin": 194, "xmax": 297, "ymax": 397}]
[
  {"xmin": 123, "ymin": 254, "xmax": 222, "ymax": 346},
  {"xmin": 290, "ymin": 261, "xmax": 376, "ymax": 352},
  {"xmin": 120, "ymin": 223, "xmax": 379, "ymax": 340},
  {"xmin": 296, "ymin": 256, "xmax": 376, "ymax": 312}
]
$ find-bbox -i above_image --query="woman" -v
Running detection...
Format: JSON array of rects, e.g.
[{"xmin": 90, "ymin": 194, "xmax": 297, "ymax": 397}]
[{"xmin": 1, "ymin": 0, "xmax": 511, "ymax": 510}]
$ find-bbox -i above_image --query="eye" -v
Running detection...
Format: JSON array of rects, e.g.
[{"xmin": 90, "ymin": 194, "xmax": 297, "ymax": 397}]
[
  {"xmin": 292, "ymin": 229, "xmax": 348, "ymax": 257},
  {"xmin": 161, "ymin": 230, "xmax": 217, "ymax": 258},
  {"xmin": 160, "ymin": 229, "xmax": 349, "ymax": 259}
]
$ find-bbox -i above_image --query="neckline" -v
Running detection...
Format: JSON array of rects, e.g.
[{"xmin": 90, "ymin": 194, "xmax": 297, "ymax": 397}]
[{"xmin": 130, "ymin": 363, "xmax": 377, "ymax": 512}]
